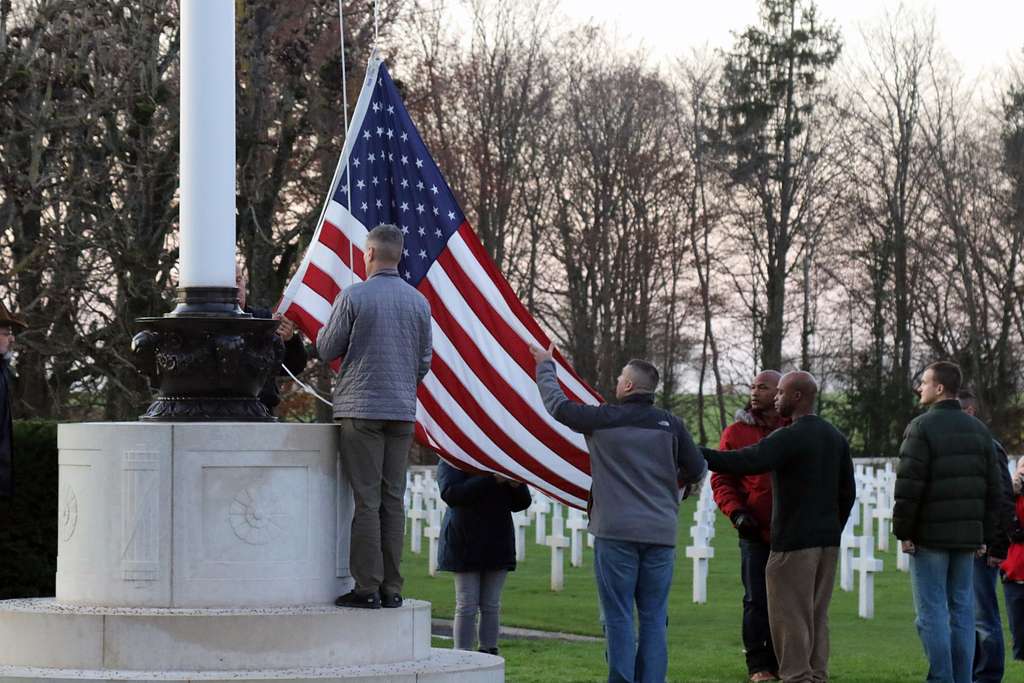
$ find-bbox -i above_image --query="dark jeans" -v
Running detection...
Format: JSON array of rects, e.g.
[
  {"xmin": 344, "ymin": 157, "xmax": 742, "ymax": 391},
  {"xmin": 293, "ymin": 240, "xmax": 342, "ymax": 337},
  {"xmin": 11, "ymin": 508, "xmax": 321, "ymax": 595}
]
[
  {"xmin": 1005, "ymin": 581, "xmax": 1024, "ymax": 661},
  {"xmin": 973, "ymin": 557, "xmax": 1004, "ymax": 682},
  {"xmin": 740, "ymin": 538, "xmax": 778, "ymax": 675}
]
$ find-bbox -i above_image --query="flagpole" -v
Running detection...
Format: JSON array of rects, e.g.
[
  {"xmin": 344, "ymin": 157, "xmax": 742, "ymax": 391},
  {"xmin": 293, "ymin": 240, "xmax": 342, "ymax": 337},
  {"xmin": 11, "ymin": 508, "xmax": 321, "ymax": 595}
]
[
  {"xmin": 373, "ymin": 0, "xmax": 379, "ymax": 48},
  {"xmin": 275, "ymin": 54, "xmax": 383, "ymax": 316},
  {"xmin": 339, "ymin": 0, "xmax": 355, "ymax": 287}
]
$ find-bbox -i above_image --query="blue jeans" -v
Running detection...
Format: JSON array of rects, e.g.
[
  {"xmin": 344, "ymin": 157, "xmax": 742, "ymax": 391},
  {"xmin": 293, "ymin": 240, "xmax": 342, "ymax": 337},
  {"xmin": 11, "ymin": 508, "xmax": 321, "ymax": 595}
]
[
  {"xmin": 593, "ymin": 538, "xmax": 675, "ymax": 683},
  {"xmin": 972, "ymin": 557, "xmax": 1004, "ymax": 682},
  {"xmin": 740, "ymin": 539, "xmax": 777, "ymax": 675},
  {"xmin": 910, "ymin": 547, "xmax": 975, "ymax": 683},
  {"xmin": 1005, "ymin": 581, "xmax": 1024, "ymax": 661}
]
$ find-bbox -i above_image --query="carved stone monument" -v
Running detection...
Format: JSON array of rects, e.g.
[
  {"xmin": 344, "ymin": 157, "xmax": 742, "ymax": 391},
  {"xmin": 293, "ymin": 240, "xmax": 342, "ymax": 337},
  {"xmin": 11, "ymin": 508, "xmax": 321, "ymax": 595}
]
[{"xmin": 0, "ymin": 1, "xmax": 502, "ymax": 680}]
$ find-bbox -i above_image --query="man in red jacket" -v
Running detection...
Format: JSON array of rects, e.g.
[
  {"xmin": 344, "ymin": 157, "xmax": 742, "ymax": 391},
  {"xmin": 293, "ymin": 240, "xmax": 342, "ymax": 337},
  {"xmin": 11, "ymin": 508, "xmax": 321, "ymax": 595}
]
[{"xmin": 712, "ymin": 370, "xmax": 784, "ymax": 682}]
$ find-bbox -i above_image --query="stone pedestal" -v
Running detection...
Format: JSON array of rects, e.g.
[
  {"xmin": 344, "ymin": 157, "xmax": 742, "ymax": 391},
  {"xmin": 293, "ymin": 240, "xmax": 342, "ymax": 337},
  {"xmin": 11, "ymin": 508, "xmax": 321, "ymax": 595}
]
[
  {"xmin": 55, "ymin": 423, "xmax": 351, "ymax": 608},
  {"xmin": 0, "ymin": 423, "xmax": 502, "ymax": 681}
]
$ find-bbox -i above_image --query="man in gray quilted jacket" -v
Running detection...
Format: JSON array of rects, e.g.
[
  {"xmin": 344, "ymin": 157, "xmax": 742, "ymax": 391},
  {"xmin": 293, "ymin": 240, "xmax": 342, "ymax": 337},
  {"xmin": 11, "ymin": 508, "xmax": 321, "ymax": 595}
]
[{"xmin": 317, "ymin": 223, "xmax": 432, "ymax": 610}]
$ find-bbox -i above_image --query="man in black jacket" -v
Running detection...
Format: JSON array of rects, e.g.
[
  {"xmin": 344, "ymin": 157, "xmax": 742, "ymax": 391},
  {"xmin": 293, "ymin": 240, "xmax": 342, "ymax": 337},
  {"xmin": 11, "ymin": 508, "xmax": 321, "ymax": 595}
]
[
  {"xmin": 701, "ymin": 371, "xmax": 855, "ymax": 683},
  {"xmin": 0, "ymin": 303, "xmax": 26, "ymax": 499},
  {"xmin": 894, "ymin": 362, "xmax": 1004, "ymax": 683},
  {"xmin": 236, "ymin": 267, "xmax": 307, "ymax": 415},
  {"xmin": 958, "ymin": 389, "xmax": 1015, "ymax": 683}
]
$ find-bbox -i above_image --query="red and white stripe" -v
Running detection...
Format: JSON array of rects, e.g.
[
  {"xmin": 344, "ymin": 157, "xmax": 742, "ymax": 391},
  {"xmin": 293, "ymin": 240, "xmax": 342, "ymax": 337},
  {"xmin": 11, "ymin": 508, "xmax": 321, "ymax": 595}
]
[{"xmin": 278, "ymin": 58, "xmax": 600, "ymax": 509}]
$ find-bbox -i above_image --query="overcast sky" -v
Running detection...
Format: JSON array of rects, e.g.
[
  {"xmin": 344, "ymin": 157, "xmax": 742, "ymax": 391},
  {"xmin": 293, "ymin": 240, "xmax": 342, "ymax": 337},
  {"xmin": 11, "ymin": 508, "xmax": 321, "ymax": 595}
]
[
  {"xmin": 426, "ymin": 1, "xmax": 1024, "ymax": 82},
  {"xmin": 548, "ymin": 0, "xmax": 1023, "ymax": 78}
]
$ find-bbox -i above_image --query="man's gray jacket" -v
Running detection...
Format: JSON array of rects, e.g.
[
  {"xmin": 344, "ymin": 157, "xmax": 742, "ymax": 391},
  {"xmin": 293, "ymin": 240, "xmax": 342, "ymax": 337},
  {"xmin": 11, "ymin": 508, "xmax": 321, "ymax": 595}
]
[
  {"xmin": 535, "ymin": 359, "xmax": 706, "ymax": 547},
  {"xmin": 316, "ymin": 268, "xmax": 432, "ymax": 421}
]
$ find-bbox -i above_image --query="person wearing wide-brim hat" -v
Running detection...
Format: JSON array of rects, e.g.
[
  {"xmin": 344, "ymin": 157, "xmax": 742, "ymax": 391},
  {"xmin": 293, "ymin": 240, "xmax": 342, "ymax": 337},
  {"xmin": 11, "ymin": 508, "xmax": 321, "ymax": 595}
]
[{"xmin": 0, "ymin": 301, "xmax": 26, "ymax": 498}]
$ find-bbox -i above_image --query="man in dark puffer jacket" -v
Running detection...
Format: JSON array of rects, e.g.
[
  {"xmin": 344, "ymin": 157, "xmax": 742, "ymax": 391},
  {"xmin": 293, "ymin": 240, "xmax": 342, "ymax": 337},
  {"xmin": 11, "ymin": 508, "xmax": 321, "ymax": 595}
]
[{"xmin": 894, "ymin": 361, "xmax": 1004, "ymax": 683}]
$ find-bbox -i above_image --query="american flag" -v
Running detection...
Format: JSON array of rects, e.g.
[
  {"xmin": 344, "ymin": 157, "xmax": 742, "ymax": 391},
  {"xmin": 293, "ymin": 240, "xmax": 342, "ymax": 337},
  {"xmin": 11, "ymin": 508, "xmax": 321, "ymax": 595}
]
[{"xmin": 278, "ymin": 54, "xmax": 600, "ymax": 509}]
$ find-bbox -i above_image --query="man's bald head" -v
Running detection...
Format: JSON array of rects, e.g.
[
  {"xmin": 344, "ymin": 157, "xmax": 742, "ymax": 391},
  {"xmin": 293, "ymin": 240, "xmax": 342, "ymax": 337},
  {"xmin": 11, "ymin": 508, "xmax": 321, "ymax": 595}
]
[
  {"xmin": 775, "ymin": 370, "xmax": 819, "ymax": 418},
  {"xmin": 750, "ymin": 370, "xmax": 782, "ymax": 415}
]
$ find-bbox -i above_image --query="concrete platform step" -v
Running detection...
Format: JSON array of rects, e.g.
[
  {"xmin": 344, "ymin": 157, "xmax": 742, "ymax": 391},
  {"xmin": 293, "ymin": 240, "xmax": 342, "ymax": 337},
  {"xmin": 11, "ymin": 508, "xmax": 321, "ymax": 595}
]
[
  {"xmin": 0, "ymin": 599, "xmax": 431, "ymax": 671},
  {"xmin": 0, "ymin": 648, "xmax": 503, "ymax": 682}
]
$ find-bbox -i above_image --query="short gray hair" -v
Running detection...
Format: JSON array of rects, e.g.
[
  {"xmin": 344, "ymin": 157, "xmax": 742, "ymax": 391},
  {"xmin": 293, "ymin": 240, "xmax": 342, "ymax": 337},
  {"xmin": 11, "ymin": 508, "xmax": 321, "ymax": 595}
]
[
  {"xmin": 366, "ymin": 223, "xmax": 404, "ymax": 263},
  {"xmin": 625, "ymin": 359, "xmax": 660, "ymax": 392}
]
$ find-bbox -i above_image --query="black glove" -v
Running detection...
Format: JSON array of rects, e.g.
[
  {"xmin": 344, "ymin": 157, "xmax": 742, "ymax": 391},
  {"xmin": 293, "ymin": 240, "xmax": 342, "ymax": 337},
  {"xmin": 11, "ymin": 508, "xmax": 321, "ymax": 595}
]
[{"xmin": 730, "ymin": 510, "xmax": 761, "ymax": 541}]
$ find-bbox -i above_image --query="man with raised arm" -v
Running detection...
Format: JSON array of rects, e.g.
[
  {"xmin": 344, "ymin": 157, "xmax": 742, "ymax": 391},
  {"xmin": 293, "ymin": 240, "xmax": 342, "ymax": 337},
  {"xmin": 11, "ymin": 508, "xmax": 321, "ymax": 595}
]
[
  {"xmin": 531, "ymin": 345, "xmax": 705, "ymax": 683},
  {"xmin": 318, "ymin": 223, "xmax": 433, "ymax": 610},
  {"xmin": 712, "ymin": 370, "xmax": 785, "ymax": 682},
  {"xmin": 700, "ymin": 371, "xmax": 855, "ymax": 683}
]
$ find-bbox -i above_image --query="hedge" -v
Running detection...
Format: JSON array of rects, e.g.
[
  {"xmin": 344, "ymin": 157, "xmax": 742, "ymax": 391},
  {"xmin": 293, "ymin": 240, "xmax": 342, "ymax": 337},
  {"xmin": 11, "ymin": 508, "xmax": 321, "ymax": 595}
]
[{"xmin": 0, "ymin": 420, "xmax": 58, "ymax": 599}]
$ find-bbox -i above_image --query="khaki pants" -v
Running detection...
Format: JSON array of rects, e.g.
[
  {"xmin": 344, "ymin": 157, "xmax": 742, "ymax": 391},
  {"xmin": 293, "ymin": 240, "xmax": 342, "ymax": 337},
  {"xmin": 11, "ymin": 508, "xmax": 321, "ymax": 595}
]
[
  {"xmin": 766, "ymin": 546, "xmax": 839, "ymax": 683},
  {"xmin": 339, "ymin": 418, "xmax": 414, "ymax": 596}
]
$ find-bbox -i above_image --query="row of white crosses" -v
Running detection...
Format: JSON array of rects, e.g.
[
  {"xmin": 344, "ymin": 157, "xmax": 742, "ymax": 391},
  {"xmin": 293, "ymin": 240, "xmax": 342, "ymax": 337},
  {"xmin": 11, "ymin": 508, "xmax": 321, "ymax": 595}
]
[
  {"xmin": 842, "ymin": 464, "xmax": 899, "ymax": 618},
  {"xmin": 403, "ymin": 461, "xmax": 932, "ymax": 611},
  {"xmin": 405, "ymin": 470, "xmax": 446, "ymax": 576},
  {"xmin": 404, "ymin": 470, "xmax": 595, "ymax": 591},
  {"xmin": 684, "ymin": 476, "xmax": 717, "ymax": 604}
]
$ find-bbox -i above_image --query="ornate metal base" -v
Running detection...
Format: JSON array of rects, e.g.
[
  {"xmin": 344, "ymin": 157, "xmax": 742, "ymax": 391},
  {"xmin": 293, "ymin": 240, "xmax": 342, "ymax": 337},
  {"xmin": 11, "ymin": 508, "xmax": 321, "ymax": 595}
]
[
  {"xmin": 139, "ymin": 396, "xmax": 275, "ymax": 422},
  {"xmin": 131, "ymin": 286, "xmax": 285, "ymax": 422}
]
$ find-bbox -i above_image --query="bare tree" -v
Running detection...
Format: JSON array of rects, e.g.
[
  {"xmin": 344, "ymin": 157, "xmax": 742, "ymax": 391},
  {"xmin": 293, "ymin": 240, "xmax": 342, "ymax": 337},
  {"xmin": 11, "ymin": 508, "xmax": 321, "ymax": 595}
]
[{"xmin": 834, "ymin": 9, "xmax": 934, "ymax": 454}]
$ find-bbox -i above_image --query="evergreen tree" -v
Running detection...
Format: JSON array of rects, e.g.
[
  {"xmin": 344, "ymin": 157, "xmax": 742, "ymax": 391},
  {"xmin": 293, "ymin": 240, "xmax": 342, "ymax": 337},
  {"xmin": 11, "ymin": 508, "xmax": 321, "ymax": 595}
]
[{"xmin": 718, "ymin": 0, "xmax": 841, "ymax": 370}]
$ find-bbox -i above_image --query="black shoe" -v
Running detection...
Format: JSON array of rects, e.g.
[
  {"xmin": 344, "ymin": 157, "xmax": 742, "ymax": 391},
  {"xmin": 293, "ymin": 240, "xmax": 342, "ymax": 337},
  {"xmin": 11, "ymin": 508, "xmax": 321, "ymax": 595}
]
[
  {"xmin": 381, "ymin": 592, "xmax": 403, "ymax": 608},
  {"xmin": 478, "ymin": 647, "xmax": 499, "ymax": 656},
  {"xmin": 334, "ymin": 590, "xmax": 380, "ymax": 609}
]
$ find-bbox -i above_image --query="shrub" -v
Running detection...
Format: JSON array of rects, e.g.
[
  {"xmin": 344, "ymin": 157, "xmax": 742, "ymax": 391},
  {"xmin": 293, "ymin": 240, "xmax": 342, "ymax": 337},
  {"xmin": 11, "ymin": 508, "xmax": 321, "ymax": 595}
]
[{"xmin": 0, "ymin": 420, "xmax": 58, "ymax": 598}]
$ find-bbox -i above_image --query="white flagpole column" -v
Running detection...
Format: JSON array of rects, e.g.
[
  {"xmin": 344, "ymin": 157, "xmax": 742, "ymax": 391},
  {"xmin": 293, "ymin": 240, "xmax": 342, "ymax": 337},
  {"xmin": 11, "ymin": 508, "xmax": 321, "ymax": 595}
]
[{"xmin": 179, "ymin": 0, "xmax": 236, "ymax": 289}]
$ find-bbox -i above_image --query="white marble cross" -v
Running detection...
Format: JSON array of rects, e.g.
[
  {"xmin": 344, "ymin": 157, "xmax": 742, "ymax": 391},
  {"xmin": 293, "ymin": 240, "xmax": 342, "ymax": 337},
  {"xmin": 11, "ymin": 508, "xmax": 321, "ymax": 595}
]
[
  {"xmin": 545, "ymin": 513, "xmax": 570, "ymax": 591},
  {"xmin": 873, "ymin": 499, "xmax": 893, "ymax": 552},
  {"xmin": 684, "ymin": 524, "xmax": 714, "ymax": 604},
  {"xmin": 839, "ymin": 515, "xmax": 858, "ymax": 592},
  {"xmin": 512, "ymin": 511, "xmax": 530, "ymax": 562},
  {"xmin": 860, "ymin": 498, "xmax": 875, "ymax": 540},
  {"xmin": 853, "ymin": 534, "xmax": 883, "ymax": 618},
  {"xmin": 566, "ymin": 508, "xmax": 588, "ymax": 568},
  {"xmin": 404, "ymin": 471, "xmax": 413, "ymax": 510},
  {"xmin": 849, "ymin": 496, "xmax": 860, "ymax": 539},
  {"xmin": 532, "ymin": 498, "xmax": 551, "ymax": 545},
  {"xmin": 896, "ymin": 539, "xmax": 910, "ymax": 572},
  {"xmin": 425, "ymin": 507, "xmax": 442, "ymax": 577},
  {"xmin": 878, "ymin": 469, "xmax": 898, "ymax": 551},
  {"xmin": 407, "ymin": 482, "xmax": 427, "ymax": 555}
]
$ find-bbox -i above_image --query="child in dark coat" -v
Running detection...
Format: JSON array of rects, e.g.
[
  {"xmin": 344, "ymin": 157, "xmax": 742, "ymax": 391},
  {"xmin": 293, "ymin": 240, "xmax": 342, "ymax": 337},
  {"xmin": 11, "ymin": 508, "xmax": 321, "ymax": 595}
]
[{"xmin": 437, "ymin": 460, "xmax": 531, "ymax": 655}]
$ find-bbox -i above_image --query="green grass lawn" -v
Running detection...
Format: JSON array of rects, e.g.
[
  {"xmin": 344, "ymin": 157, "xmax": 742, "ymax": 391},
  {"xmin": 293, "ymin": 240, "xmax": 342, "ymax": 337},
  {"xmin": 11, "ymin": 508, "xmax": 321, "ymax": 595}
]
[{"xmin": 403, "ymin": 497, "xmax": 1020, "ymax": 682}]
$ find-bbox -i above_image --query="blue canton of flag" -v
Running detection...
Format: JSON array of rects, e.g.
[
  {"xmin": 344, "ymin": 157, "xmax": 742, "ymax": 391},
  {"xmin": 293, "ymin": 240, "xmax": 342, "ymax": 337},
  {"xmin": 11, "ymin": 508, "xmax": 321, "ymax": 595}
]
[{"xmin": 333, "ymin": 65, "xmax": 465, "ymax": 286}]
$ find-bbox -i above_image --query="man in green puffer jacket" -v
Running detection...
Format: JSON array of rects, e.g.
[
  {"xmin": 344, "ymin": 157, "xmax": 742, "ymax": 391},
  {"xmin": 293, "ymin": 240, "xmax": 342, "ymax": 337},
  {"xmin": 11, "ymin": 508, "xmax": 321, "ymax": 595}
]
[{"xmin": 894, "ymin": 361, "xmax": 1005, "ymax": 683}]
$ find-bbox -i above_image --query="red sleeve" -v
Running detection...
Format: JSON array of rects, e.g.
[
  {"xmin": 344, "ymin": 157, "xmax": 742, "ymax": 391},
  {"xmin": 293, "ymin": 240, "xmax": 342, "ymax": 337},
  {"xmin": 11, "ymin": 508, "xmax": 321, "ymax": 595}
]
[{"xmin": 711, "ymin": 424, "xmax": 749, "ymax": 520}]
